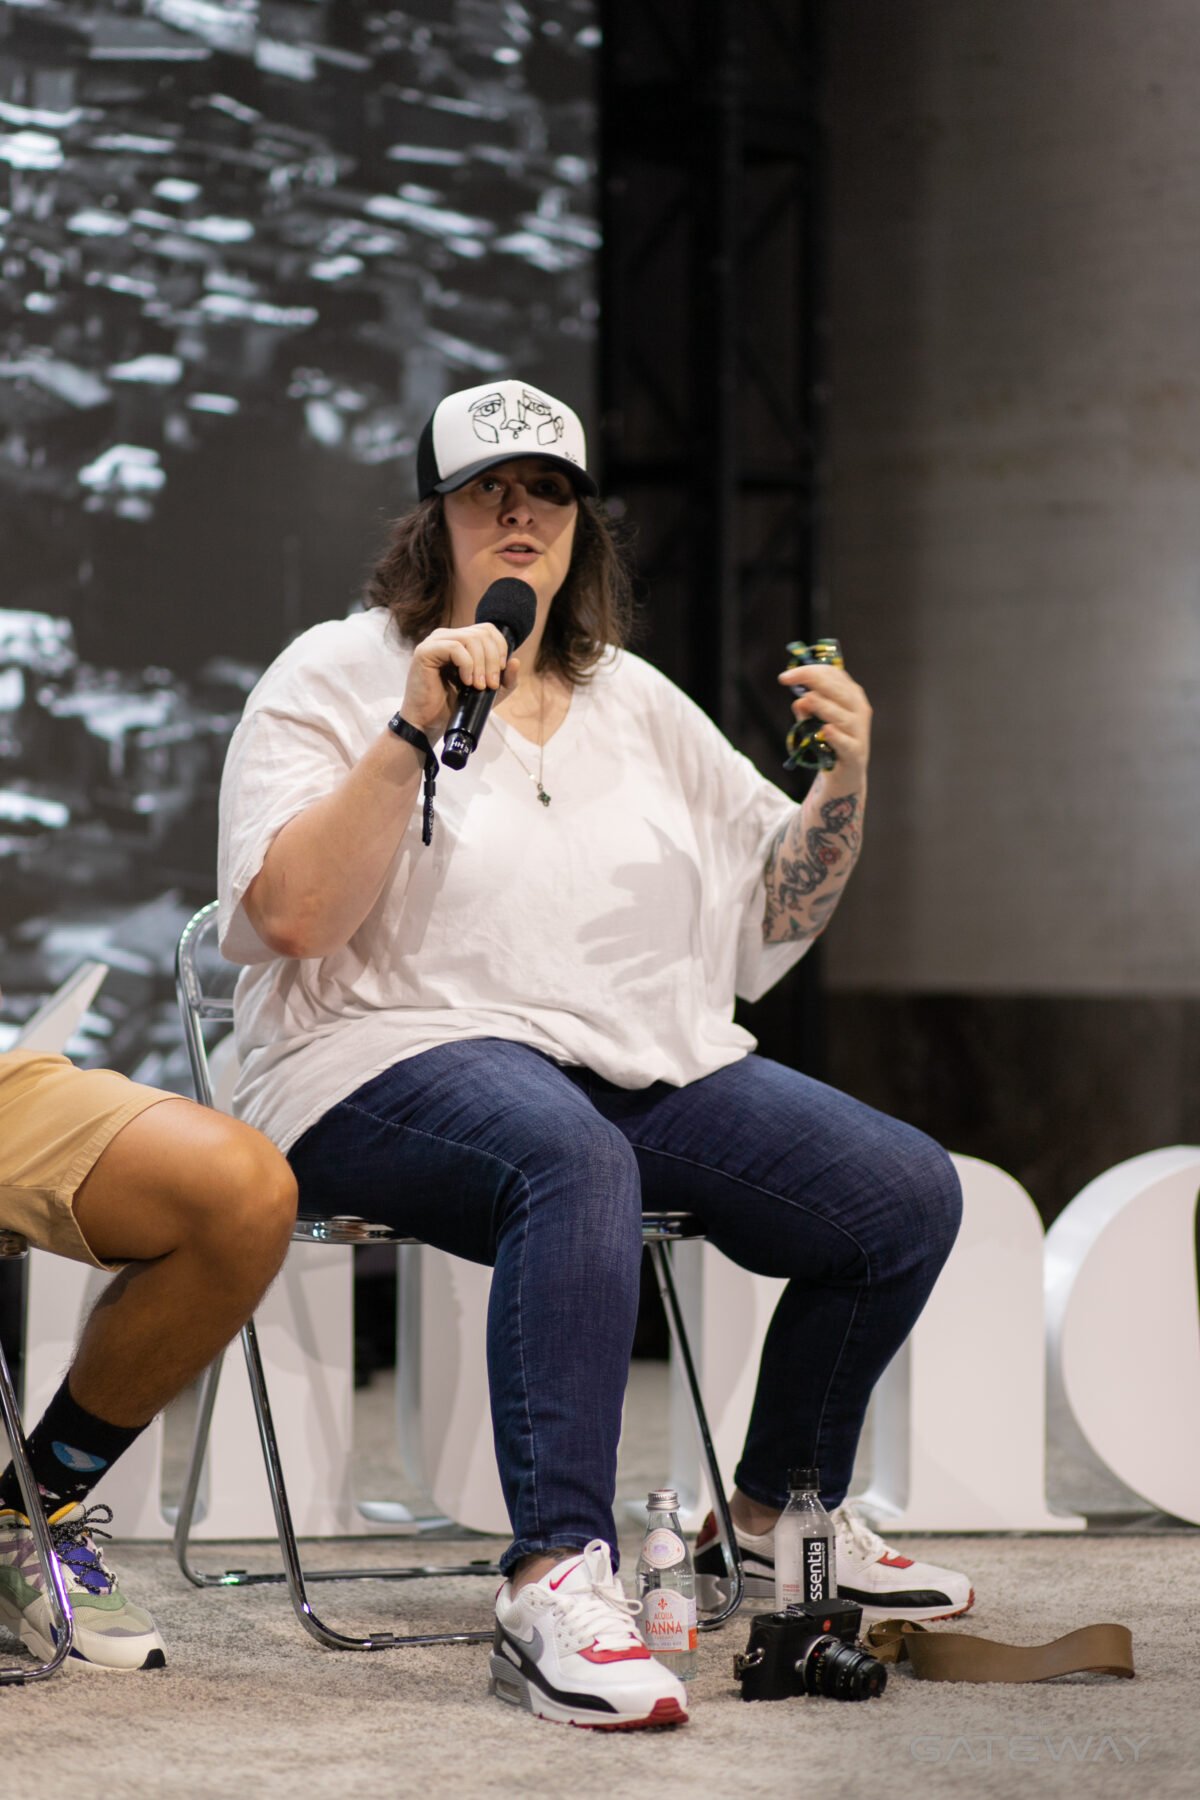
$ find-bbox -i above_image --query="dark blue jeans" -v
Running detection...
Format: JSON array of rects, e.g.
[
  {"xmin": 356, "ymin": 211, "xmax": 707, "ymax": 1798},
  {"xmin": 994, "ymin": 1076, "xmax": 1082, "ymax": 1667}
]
[{"xmin": 288, "ymin": 1040, "xmax": 961, "ymax": 1574}]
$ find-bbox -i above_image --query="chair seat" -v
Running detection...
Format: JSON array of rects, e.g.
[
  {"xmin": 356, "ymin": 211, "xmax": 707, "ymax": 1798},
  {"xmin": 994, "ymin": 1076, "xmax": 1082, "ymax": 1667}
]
[{"xmin": 293, "ymin": 1210, "xmax": 704, "ymax": 1248}]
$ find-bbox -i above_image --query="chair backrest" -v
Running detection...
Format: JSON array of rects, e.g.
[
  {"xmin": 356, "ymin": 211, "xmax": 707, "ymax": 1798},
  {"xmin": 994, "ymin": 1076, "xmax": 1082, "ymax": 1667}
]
[
  {"xmin": 175, "ymin": 901, "xmax": 237, "ymax": 1113},
  {"xmin": 176, "ymin": 905, "xmax": 409, "ymax": 1244}
]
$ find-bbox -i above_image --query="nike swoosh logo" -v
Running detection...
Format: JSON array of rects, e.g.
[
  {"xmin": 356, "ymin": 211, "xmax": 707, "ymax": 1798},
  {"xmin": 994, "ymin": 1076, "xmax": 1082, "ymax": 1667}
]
[{"xmin": 548, "ymin": 1559, "xmax": 583, "ymax": 1591}]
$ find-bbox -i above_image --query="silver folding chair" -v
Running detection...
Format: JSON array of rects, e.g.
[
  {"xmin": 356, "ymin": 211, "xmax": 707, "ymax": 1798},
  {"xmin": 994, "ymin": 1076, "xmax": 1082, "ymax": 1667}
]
[
  {"xmin": 174, "ymin": 901, "xmax": 743, "ymax": 1652},
  {"xmin": 0, "ymin": 1231, "xmax": 75, "ymax": 1684}
]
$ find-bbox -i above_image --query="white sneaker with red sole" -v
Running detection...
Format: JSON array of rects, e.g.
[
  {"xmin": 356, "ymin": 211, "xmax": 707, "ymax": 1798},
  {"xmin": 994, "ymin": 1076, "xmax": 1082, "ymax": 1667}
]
[
  {"xmin": 830, "ymin": 1503, "xmax": 974, "ymax": 1623},
  {"xmin": 490, "ymin": 1540, "xmax": 688, "ymax": 1730},
  {"xmin": 695, "ymin": 1500, "xmax": 974, "ymax": 1625}
]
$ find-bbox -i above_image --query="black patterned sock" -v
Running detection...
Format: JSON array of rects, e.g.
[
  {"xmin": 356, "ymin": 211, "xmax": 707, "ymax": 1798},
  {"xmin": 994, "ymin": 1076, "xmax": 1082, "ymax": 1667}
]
[{"xmin": 0, "ymin": 1376, "xmax": 147, "ymax": 1518}]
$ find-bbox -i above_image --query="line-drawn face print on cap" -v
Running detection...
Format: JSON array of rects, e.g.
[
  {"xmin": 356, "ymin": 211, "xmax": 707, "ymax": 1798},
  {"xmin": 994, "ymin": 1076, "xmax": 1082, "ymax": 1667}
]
[
  {"xmin": 522, "ymin": 389, "xmax": 565, "ymax": 446},
  {"xmin": 468, "ymin": 387, "xmax": 565, "ymax": 449}
]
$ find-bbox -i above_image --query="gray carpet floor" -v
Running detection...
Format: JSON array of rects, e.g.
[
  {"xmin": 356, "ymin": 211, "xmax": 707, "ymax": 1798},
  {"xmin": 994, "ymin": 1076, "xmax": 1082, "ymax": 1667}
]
[{"xmin": 3, "ymin": 1362, "xmax": 1197, "ymax": 1799}]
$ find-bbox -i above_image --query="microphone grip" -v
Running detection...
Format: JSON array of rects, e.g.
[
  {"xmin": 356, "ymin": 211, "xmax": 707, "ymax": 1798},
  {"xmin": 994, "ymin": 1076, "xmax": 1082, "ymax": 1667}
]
[
  {"xmin": 441, "ymin": 686, "xmax": 497, "ymax": 769},
  {"xmin": 440, "ymin": 625, "xmax": 518, "ymax": 770}
]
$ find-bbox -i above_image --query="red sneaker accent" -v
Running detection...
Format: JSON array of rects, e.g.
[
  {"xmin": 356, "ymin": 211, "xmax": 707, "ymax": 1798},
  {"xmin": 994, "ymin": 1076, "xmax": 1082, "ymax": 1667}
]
[
  {"xmin": 694, "ymin": 1511, "xmax": 718, "ymax": 1551},
  {"xmin": 579, "ymin": 1697, "xmax": 688, "ymax": 1731},
  {"xmin": 926, "ymin": 1586, "xmax": 975, "ymax": 1621},
  {"xmin": 579, "ymin": 1642, "xmax": 653, "ymax": 1664},
  {"xmin": 548, "ymin": 1558, "xmax": 585, "ymax": 1591},
  {"xmin": 877, "ymin": 1552, "xmax": 914, "ymax": 1568}
]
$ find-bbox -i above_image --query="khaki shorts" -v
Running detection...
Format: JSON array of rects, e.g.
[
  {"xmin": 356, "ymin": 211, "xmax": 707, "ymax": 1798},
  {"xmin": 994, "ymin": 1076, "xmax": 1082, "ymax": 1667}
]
[{"xmin": 0, "ymin": 1051, "xmax": 175, "ymax": 1271}]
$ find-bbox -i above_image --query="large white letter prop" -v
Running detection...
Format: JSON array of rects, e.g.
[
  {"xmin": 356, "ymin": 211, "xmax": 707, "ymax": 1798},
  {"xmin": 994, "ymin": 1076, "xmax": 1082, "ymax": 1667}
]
[
  {"xmin": 24, "ymin": 1255, "xmax": 168, "ymax": 1539},
  {"xmin": 665, "ymin": 1243, "xmax": 785, "ymax": 1532},
  {"xmin": 1045, "ymin": 1146, "xmax": 1200, "ymax": 1525},
  {"xmin": 411, "ymin": 1250, "xmax": 508, "ymax": 1534},
  {"xmin": 856, "ymin": 1154, "xmax": 1084, "ymax": 1531},
  {"xmin": 24, "ymin": 1246, "xmax": 361, "ymax": 1539}
]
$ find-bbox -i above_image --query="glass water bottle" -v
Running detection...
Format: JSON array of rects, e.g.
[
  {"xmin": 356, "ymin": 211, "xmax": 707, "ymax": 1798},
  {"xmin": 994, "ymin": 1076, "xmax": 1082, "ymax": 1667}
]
[{"xmin": 636, "ymin": 1488, "xmax": 698, "ymax": 1679}]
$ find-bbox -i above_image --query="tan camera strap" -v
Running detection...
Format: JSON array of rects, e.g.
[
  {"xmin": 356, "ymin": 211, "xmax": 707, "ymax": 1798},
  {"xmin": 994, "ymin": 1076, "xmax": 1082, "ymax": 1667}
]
[{"xmin": 865, "ymin": 1618, "xmax": 1135, "ymax": 1683}]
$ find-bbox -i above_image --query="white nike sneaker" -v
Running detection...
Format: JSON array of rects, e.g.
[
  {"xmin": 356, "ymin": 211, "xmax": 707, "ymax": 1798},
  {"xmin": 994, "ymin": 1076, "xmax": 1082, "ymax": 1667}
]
[
  {"xmin": 695, "ymin": 1499, "xmax": 974, "ymax": 1625},
  {"xmin": 830, "ymin": 1502, "xmax": 974, "ymax": 1624},
  {"xmin": 490, "ymin": 1541, "xmax": 688, "ymax": 1730}
]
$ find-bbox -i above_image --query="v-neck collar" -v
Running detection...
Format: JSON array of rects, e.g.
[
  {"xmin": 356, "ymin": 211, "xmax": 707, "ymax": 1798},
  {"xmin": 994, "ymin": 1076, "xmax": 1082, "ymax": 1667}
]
[{"xmin": 492, "ymin": 679, "xmax": 588, "ymax": 754}]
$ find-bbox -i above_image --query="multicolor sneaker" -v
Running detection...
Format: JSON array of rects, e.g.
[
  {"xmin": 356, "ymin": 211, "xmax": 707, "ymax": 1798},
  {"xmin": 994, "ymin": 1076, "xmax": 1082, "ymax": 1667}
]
[
  {"xmin": 490, "ymin": 1540, "xmax": 688, "ymax": 1730},
  {"xmin": 0, "ymin": 1502, "xmax": 167, "ymax": 1671},
  {"xmin": 695, "ymin": 1500, "xmax": 975, "ymax": 1625}
]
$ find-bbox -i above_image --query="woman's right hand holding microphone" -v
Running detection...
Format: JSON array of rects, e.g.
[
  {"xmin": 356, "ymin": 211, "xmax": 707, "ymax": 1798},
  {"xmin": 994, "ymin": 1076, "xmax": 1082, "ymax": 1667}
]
[{"xmin": 399, "ymin": 623, "xmax": 520, "ymax": 743}]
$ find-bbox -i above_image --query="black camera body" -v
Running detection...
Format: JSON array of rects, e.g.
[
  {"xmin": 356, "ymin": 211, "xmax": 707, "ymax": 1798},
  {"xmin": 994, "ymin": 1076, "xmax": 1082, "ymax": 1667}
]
[{"xmin": 734, "ymin": 1599, "xmax": 888, "ymax": 1703}]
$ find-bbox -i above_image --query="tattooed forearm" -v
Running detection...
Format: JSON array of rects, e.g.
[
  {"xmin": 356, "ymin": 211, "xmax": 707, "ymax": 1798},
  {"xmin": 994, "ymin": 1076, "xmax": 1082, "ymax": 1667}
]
[{"xmin": 762, "ymin": 793, "xmax": 863, "ymax": 944}]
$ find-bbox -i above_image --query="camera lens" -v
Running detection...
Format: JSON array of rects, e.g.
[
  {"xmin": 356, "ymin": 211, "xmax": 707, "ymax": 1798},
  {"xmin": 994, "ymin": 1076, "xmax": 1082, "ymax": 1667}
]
[{"xmin": 798, "ymin": 1633, "xmax": 888, "ymax": 1701}]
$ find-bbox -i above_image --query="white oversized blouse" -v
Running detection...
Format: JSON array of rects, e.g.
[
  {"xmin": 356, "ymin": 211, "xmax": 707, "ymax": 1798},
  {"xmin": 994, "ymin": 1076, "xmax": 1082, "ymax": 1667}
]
[{"xmin": 217, "ymin": 607, "xmax": 809, "ymax": 1152}]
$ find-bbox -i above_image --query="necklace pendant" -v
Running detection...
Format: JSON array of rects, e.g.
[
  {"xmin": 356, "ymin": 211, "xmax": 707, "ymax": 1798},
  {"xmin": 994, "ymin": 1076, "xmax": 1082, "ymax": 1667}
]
[{"xmin": 537, "ymin": 786, "xmax": 552, "ymax": 807}]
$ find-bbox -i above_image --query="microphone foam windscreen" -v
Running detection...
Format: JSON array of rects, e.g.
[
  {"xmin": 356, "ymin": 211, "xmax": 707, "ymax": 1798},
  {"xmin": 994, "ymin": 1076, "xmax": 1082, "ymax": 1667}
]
[{"xmin": 476, "ymin": 579, "xmax": 537, "ymax": 648}]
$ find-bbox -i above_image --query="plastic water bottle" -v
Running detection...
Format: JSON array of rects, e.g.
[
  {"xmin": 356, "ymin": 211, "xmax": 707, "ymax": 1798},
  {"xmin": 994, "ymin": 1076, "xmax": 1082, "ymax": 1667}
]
[
  {"xmin": 773, "ymin": 1467, "xmax": 835, "ymax": 1609},
  {"xmin": 636, "ymin": 1488, "xmax": 698, "ymax": 1679}
]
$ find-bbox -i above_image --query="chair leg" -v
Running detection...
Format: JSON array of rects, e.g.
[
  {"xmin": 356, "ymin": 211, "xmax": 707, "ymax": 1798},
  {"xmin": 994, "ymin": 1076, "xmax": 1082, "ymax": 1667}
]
[
  {"xmin": 173, "ymin": 1318, "xmax": 496, "ymax": 1651},
  {"xmin": 0, "ymin": 1343, "xmax": 74, "ymax": 1683},
  {"xmin": 649, "ymin": 1241, "xmax": 745, "ymax": 1630}
]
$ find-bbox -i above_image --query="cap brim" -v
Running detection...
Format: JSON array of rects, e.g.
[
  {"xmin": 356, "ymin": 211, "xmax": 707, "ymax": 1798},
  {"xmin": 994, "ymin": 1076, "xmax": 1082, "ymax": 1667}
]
[{"xmin": 431, "ymin": 452, "xmax": 598, "ymax": 499}]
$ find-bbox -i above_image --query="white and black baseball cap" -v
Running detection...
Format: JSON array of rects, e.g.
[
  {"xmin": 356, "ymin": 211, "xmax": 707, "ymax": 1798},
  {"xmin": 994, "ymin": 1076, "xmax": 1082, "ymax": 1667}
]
[{"xmin": 416, "ymin": 378, "xmax": 598, "ymax": 500}]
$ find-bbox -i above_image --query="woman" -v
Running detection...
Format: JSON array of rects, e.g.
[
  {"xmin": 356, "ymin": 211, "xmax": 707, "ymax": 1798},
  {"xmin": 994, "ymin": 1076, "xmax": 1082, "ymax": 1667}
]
[{"xmin": 218, "ymin": 378, "xmax": 968, "ymax": 1731}]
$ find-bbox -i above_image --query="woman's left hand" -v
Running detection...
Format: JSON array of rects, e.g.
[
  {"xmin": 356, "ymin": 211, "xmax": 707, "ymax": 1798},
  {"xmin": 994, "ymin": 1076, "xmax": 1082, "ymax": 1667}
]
[
  {"xmin": 777, "ymin": 658, "xmax": 872, "ymax": 786},
  {"xmin": 763, "ymin": 659, "xmax": 872, "ymax": 945}
]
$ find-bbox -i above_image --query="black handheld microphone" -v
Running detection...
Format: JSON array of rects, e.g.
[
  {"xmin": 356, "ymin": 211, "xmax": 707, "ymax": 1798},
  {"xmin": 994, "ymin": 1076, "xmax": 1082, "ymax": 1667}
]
[{"xmin": 440, "ymin": 578, "xmax": 537, "ymax": 770}]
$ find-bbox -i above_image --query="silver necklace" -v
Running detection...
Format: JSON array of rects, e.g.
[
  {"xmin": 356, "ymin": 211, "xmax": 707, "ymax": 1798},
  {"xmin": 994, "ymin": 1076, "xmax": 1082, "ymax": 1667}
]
[{"xmin": 498, "ymin": 684, "xmax": 551, "ymax": 807}]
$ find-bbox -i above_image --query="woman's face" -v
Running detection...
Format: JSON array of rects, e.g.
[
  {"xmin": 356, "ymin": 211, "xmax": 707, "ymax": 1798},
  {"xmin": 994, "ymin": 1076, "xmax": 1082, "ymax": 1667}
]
[{"xmin": 442, "ymin": 457, "xmax": 578, "ymax": 625}]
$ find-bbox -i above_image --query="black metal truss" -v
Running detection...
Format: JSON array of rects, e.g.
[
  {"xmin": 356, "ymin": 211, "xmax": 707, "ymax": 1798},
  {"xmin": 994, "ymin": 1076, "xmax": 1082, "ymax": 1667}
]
[
  {"xmin": 599, "ymin": 0, "xmax": 829, "ymax": 1071},
  {"xmin": 599, "ymin": 0, "xmax": 828, "ymax": 774}
]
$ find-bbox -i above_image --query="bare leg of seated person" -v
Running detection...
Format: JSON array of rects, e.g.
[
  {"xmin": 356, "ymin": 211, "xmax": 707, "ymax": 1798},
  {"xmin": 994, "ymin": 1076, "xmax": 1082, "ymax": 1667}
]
[{"xmin": 0, "ymin": 1100, "xmax": 296, "ymax": 1672}]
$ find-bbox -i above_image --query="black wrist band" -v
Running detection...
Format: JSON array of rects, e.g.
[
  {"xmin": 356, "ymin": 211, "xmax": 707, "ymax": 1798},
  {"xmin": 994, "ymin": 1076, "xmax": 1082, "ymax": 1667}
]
[{"xmin": 387, "ymin": 713, "xmax": 439, "ymax": 846}]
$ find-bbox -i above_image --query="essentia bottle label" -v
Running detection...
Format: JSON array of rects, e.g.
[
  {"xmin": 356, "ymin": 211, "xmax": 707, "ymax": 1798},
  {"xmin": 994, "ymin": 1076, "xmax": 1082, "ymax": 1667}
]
[
  {"xmin": 805, "ymin": 1536, "xmax": 830, "ymax": 1602},
  {"xmin": 642, "ymin": 1588, "xmax": 698, "ymax": 1653}
]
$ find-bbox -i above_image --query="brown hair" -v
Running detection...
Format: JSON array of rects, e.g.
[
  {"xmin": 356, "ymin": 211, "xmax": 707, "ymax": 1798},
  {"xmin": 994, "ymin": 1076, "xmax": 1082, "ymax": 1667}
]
[{"xmin": 362, "ymin": 494, "xmax": 635, "ymax": 685}]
